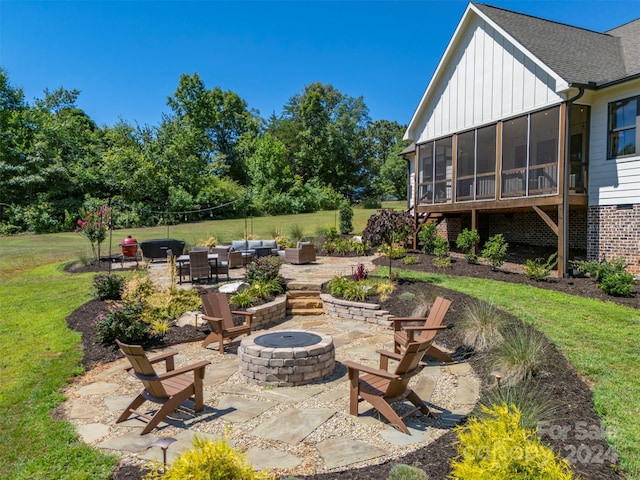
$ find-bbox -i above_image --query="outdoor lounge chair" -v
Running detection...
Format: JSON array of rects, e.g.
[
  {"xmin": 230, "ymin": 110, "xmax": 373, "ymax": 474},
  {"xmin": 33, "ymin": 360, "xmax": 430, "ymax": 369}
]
[
  {"xmin": 284, "ymin": 242, "xmax": 316, "ymax": 264},
  {"xmin": 391, "ymin": 296, "xmax": 453, "ymax": 363},
  {"xmin": 200, "ymin": 292, "xmax": 253, "ymax": 353},
  {"xmin": 115, "ymin": 340, "xmax": 210, "ymax": 435},
  {"xmin": 189, "ymin": 250, "xmax": 211, "ymax": 283},
  {"xmin": 343, "ymin": 339, "xmax": 434, "ymax": 434}
]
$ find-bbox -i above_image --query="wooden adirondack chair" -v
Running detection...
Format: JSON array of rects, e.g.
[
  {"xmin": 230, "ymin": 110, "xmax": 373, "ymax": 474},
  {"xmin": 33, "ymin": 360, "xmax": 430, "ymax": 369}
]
[
  {"xmin": 115, "ymin": 340, "xmax": 210, "ymax": 435},
  {"xmin": 200, "ymin": 292, "xmax": 253, "ymax": 353},
  {"xmin": 343, "ymin": 339, "xmax": 434, "ymax": 434},
  {"xmin": 392, "ymin": 296, "xmax": 453, "ymax": 363}
]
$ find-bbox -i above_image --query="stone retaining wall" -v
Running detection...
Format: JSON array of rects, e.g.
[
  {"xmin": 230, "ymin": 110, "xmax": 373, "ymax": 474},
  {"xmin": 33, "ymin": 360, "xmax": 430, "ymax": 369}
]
[
  {"xmin": 247, "ymin": 295, "xmax": 287, "ymax": 330},
  {"xmin": 320, "ymin": 293, "xmax": 392, "ymax": 326}
]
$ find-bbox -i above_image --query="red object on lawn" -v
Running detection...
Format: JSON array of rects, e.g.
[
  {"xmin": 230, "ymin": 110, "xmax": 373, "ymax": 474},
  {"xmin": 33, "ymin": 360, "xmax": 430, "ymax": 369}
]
[{"xmin": 121, "ymin": 235, "xmax": 138, "ymax": 257}]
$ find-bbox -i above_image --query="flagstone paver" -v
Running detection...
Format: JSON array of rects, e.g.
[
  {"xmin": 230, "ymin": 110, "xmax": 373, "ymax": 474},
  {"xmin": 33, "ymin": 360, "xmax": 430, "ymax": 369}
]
[
  {"xmin": 75, "ymin": 381, "xmax": 120, "ymax": 396},
  {"xmin": 245, "ymin": 447, "xmax": 303, "ymax": 470},
  {"xmin": 98, "ymin": 431, "xmax": 158, "ymax": 452},
  {"xmin": 316, "ymin": 436, "xmax": 387, "ymax": 470},
  {"xmin": 77, "ymin": 423, "xmax": 110, "ymax": 443},
  {"xmin": 68, "ymin": 399, "xmax": 103, "ymax": 419},
  {"xmin": 214, "ymin": 395, "xmax": 275, "ymax": 423},
  {"xmin": 455, "ymin": 376, "xmax": 480, "ymax": 405},
  {"xmin": 249, "ymin": 408, "xmax": 337, "ymax": 445}
]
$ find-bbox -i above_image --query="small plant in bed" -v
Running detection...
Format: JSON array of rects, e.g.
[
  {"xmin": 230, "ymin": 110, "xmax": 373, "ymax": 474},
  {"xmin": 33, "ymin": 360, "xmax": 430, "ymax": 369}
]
[{"xmin": 523, "ymin": 252, "xmax": 558, "ymax": 281}]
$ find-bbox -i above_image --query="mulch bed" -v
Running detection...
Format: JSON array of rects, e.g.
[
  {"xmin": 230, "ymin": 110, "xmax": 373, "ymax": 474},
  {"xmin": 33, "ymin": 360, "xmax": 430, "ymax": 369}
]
[{"xmin": 64, "ymin": 246, "xmax": 634, "ymax": 479}]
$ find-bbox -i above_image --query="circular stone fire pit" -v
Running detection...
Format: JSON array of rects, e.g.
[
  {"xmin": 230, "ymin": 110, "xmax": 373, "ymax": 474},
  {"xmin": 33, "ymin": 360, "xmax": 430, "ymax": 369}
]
[{"xmin": 238, "ymin": 330, "xmax": 335, "ymax": 387}]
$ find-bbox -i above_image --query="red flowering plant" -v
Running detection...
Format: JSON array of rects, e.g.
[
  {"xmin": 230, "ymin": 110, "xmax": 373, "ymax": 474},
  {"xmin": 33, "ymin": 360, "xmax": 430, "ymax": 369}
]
[{"xmin": 75, "ymin": 205, "xmax": 111, "ymax": 261}]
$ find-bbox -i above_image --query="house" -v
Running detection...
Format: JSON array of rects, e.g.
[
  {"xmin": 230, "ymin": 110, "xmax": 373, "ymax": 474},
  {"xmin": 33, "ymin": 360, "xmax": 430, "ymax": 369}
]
[{"xmin": 403, "ymin": 3, "xmax": 640, "ymax": 276}]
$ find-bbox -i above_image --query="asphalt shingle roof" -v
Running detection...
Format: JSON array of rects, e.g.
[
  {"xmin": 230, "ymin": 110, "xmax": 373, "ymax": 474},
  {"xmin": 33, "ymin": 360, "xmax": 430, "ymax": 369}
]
[{"xmin": 473, "ymin": 3, "xmax": 639, "ymax": 85}]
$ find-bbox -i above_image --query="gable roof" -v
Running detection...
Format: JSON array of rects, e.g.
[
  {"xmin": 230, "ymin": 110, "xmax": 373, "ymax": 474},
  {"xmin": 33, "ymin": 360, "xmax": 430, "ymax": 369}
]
[
  {"xmin": 473, "ymin": 3, "xmax": 628, "ymax": 85},
  {"xmin": 405, "ymin": 3, "xmax": 640, "ymax": 141}
]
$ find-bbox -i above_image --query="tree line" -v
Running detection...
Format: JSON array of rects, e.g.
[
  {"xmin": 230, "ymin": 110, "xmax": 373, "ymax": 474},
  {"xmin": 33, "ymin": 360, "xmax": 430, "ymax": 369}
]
[{"xmin": 0, "ymin": 68, "xmax": 409, "ymax": 234}]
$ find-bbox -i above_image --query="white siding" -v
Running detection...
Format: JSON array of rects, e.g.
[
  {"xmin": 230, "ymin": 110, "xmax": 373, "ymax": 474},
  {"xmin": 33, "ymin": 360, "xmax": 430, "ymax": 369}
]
[
  {"xmin": 588, "ymin": 83, "xmax": 640, "ymax": 206},
  {"xmin": 414, "ymin": 16, "xmax": 562, "ymax": 144}
]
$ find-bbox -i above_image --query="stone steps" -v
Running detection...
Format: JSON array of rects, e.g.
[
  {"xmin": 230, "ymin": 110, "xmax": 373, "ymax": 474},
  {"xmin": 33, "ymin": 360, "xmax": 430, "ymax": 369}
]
[{"xmin": 286, "ymin": 288, "xmax": 324, "ymax": 316}]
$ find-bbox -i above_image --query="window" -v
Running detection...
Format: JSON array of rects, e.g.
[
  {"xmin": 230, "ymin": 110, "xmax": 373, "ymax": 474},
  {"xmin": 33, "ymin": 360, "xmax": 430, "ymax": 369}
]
[{"xmin": 608, "ymin": 96, "xmax": 638, "ymax": 158}]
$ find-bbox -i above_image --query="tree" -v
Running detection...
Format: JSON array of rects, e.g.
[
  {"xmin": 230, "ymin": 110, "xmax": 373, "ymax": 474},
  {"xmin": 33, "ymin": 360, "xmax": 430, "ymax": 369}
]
[
  {"xmin": 277, "ymin": 82, "xmax": 371, "ymax": 200},
  {"xmin": 362, "ymin": 209, "xmax": 413, "ymax": 277},
  {"xmin": 167, "ymin": 72, "xmax": 260, "ymax": 185}
]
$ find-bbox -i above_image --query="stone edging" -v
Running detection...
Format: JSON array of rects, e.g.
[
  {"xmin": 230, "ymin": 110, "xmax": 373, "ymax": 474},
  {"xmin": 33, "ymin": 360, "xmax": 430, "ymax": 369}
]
[
  {"xmin": 247, "ymin": 294, "xmax": 287, "ymax": 330},
  {"xmin": 320, "ymin": 293, "xmax": 392, "ymax": 326}
]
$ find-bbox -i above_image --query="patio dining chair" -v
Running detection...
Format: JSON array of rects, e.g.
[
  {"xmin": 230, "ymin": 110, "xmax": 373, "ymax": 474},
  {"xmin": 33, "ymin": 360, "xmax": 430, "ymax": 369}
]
[{"xmin": 189, "ymin": 250, "xmax": 211, "ymax": 283}]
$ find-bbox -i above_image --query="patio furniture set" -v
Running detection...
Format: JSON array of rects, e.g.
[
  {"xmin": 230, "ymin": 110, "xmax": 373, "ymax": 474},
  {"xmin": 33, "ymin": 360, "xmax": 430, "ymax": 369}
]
[
  {"xmin": 122, "ymin": 237, "xmax": 317, "ymax": 285},
  {"xmin": 115, "ymin": 293, "xmax": 453, "ymax": 436}
]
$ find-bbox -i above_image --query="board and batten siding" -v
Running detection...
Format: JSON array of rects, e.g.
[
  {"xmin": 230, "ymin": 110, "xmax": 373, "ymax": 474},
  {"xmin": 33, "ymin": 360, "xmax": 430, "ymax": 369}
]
[
  {"xmin": 588, "ymin": 81, "xmax": 640, "ymax": 206},
  {"xmin": 414, "ymin": 15, "xmax": 563, "ymax": 144}
]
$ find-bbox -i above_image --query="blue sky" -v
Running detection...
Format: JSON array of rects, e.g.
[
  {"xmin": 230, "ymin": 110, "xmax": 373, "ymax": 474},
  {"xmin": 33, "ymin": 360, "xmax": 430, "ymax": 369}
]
[{"xmin": 1, "ymin": 1, "xmax": 637, "ymax": 128}]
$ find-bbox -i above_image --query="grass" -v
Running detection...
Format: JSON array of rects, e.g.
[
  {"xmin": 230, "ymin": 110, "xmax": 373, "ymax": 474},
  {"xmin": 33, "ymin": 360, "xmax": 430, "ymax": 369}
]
[
  {"xmin": 0, "ymin": 263, "xmax": 117, "ymax": 479},
  {"xmin": 388, "ymin": 267, "xmax": 640, "ymax": 479}
]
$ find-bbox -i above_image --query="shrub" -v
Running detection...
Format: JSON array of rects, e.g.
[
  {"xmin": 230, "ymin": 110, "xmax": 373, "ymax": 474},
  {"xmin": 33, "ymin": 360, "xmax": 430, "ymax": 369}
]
[
  {"xmin": 481, "ymin": 233, "xmax": 508, "ymax": 271},
  {"xmin": 322, "ymin": 238, "xmax": 367, "ymax": 256},
  {"xmin": 327, "ymin": 275, "xmax": 352, "ymax": 297},
  {"xmin": 571, "ymin": 257, "xmax": 627, "ymax": 282},
  {"xmin": 401, "ymin": 254, "xmax": 419, "ymax": 265},
  {"xmin": 450, "ymin": 404, "xmax": 574, "ymax": 479},
  {"xmin": 458, "ymin": 300, "xmax": 506, "ymax": 352},
  {"xmin": 339, "ymin": 201, "xmax": 354, "ymax": 234},
  {"xmin": 341, "ymin": 281, "xmax": 369, "ymax": 302},
  {"xmin": 417, "ymin": 222, "xmax": 438, "ymax": 254},
  {"xmin": 483, "ymin": 321, "xmax": 549, "ymax": 385},
  {"xmin": 399, "ymin": 292, "xmax": 416, "ymax": 302},
  {"xmin": 375, "ymin": 279, "xmax": 396, "ymax": 301},
  {"xmin": 122, "ymin": 276, "xmax": 156, "ymax": 302},
  {"xmin": 353, "ymin": 263, "xmax": 368, "ymax": 281},
  {"xmin": 379, "ymin": 242, "xmax": 407, "ymax": 259},
  {"xmin": 571, "ymin": 257, "xmax": 635, "ymax": 297},
  {"xmin": 92, "ymin": 273, "xmax": 125, "ymax": 300},
  {"xmin": 477, "ymin": 381, "xmax": 559, "ymax": 430},
  {"xmin": 246, "ymin": 256, "xmax": 283, "ymax": 283},
  {"xmin": 432, "ymin": 236, "xmax": 451, "ymax": 269},
  {"xmin": 387, "ymin": 463, "xmax": 429, "ymax": 480},
  {"xmin": 199, "ymin": 236, "xmax": 218, "ymax": 248},
  {"xmin": 325, "ymin": 226, "xmax": 339, "ymax": 241},
  {"xmin": 148, "ymin": 318, "xmax": 171, "ymax": 336},
  {"xmin": 248, "ymin": 279, "xmax": 284, "ymax": 300},
  {"xmin": 95, "ymin": 301, "xmax": 149, "ymax": 345},
  {"xmin": 600, "ymin": 271, "xmax": 635, "ymax": 297},
  {"xmin": 456, "ymin": 228, "xmax": 480, "ymax": 264},
  {"xmin": 523, "ymin": 252, "xmax": 558, "ymax": 281},
  {"xmin": 144, "ymin": 435, "xmax": 274, "ymax": 480},
  {"xmin": 230, "ymin": 290, "xmax": 256, "ymax": 308}
]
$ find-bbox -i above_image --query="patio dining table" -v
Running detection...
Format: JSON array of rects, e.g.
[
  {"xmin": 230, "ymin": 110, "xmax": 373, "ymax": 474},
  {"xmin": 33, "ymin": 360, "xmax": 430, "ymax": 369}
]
[{"xmin": 176, "ymin": 253, "xmax": 218, "ymax": 284}]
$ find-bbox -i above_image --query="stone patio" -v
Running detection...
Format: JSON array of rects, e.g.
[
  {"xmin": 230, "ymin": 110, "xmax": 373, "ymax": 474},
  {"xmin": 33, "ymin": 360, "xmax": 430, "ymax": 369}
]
[{"xmin": 62, "ymin": 255, "xmax": 480, "ymax": 476}]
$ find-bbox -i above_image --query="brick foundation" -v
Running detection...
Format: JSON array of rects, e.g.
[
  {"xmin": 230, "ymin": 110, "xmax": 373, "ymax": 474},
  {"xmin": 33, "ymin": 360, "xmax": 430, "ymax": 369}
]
[
  {"xmin": 435, "ymin": 210, "xmax": 588, "ymax": 251},
  {"xmin": 587, "ymin": 205, "xmax": 640, "ymax": 275}
]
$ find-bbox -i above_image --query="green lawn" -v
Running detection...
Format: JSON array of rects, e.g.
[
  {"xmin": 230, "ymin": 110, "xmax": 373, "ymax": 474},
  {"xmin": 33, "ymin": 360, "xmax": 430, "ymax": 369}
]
[{"xmin": 1, "ymin": 205, "xmax": 638, "ymax": 479}]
